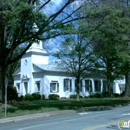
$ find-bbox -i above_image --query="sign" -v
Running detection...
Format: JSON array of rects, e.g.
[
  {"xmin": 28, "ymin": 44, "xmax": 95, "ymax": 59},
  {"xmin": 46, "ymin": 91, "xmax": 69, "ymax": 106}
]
[{"xmin": 118, "ymin": 119, "xmax": 130, "ymax": 129}]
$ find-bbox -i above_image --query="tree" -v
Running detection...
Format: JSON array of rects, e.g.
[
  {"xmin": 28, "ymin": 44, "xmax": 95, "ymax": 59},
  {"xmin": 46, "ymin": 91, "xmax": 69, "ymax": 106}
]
[
  {"xmin": 7, "ymin": 86, "xmax": 18, "ymax": 102},
  {"xmin": 53, "ymin": 33, "xmax": 96, "ymax": 101},
  {"xmin": 118, "ymin": 40, "xmax": 130, "ymax": 97},
  {"xmin": 79, "ymin": 1, "xmax": 130, "ymax": 95},
  {"xmin": 0, "ymin": 0, "xmax": 86, "ymax": 102},
  {"xmin": 6, "ymin": 46, "xmax": 26, "ymax": 85}
]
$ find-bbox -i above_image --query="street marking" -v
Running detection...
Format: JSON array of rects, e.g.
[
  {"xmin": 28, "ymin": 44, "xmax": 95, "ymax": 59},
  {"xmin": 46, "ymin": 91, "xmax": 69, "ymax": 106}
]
[
  {"xmin": 18, "ymin": 111, "xmax": 130, "ymax": 130},
  {"xmin": 122, "ymin": 113, "xmax": 130, "ymax": 116},
  {"xmin": 79, "ymin": 112, "xmax": 89, "ymax": 115},
  {"xmin": 81, "ymin": 121, "xmax": 117, "ymax": 130},
  {"xmin": 18, "ymin": 116, "xmax": 91, "ymax": 130}
]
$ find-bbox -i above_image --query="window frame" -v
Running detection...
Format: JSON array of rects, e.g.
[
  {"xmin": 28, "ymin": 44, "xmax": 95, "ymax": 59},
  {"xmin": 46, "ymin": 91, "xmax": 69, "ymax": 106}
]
[
  {"xmin": 94, "ymin": 80, "xmax": 101, "ymax": 92},
  {"xmin": 85, "ymin": 80, "xmax": 92, "ymax": 92},
  {"xmin": 36, "ymin": 81, "xmax": 40, "ymax": 92},
  {"xmin": 24, "ymin": 82, "xmax": 28, "ymax": 94},
  {"xmin": 16, "ymin": 83, "xmax": 20, "ymax": 93},
  {"xmin": 103, "ymin": 80, "xmax": 107, "ymax": 92},
  {"xmin": 75, "ymin": 80, "xmax": 82, "ymax": 92},
  {"xmin": 50, "ymin": 81, "xmax": 59, "ymax": 93},
  {"xmin": 64, "ymin": 79, "xmax": 72, "ymax": 92}
]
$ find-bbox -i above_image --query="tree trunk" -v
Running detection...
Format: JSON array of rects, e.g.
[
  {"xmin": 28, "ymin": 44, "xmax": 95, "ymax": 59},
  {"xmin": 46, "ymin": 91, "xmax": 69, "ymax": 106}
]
[
  {"xmin": 106, "ymin": 59, "xmax": 114, "ymax": 97},
  {"xmin": 124, "ymin": 72, "xmax": 130, "ymax": 97},
  {"xmin": 107, "ymin": 77, "xmax": 113, "ymax": 97},
  {"xmin": 76, "ymin": 78, "xmax": 80, "ymax": 101},
  {"xmin": 0, "ymin": 67, "xmax": 6, "ymax": 102}
]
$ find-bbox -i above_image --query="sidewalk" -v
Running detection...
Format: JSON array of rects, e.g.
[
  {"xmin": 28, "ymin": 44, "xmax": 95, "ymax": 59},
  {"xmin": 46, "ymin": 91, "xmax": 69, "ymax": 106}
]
[{"xmin": 0, "ymin": 110, "xmax": 75, "ymax": 124}]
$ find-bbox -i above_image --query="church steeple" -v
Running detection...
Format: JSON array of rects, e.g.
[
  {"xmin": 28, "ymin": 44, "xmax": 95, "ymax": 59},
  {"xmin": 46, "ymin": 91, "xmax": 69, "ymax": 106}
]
[
  {"xmin": 27, "ymin": 23, "xmax": 48, "ymax": 55},
  {"xmin": 25, "ymin": 23, "xmax": 49, "ymax": 65},
  {"xmin": 30, "ymin": 40, "xmax": 43, "ymax": 50},
  {"xmin": 30, "ymin": 23, "xmax": 43, "ymax": 50}
]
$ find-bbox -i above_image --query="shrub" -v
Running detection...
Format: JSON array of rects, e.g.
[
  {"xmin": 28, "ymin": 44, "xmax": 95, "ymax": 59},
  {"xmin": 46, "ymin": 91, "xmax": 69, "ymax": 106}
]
[
  {"xmin": 102, "ymin": 91, "xmax": 110, "ymax": 97},
  {"xmin": 32, "ymin": 93, "xmax": 41, "ymax": 100},
  {"xmin": 48, "ymin": 94, "xmax": 59, "ymax": 100},
  {"xmin": 17, "ymin": 95, "xmax": 24, "ymax": 101},
  {"xmin": 7, "ymin": 86, "xmax": 18, "ymax": 102},
  {"xmin": 80, "ymin": 95, "xmax": 83, "ymax": 98},
  {"xmin": 84, "ymin": 96, "xmax": 89, "ymax": 98},
  {"xmin": 70, "ymin": 94, "xmax": 77, "ymax": 99},
  {"xmin": 89, "ymin": 93, "xmax": 102, "ymax": 98},
  {"xmin": 114, "ymin": 93, "xmax": 120, "ymax": 98},
  {"xmin": 120, "ymin": 91, "xmax": 125, "ymax": 97},
  {"xmin": 41, "ymin": 94, "xmax": 45, "ymax": 100},
  {"xmin": 25, "ymin": 94, "xmax": 34, "ymax": 101}
]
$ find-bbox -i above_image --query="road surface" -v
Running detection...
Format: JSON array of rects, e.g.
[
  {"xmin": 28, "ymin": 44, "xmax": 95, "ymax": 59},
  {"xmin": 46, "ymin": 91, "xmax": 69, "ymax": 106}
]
[{"xmin": 0, "ymin": 105, "xmax": 130, "ymax": 130}]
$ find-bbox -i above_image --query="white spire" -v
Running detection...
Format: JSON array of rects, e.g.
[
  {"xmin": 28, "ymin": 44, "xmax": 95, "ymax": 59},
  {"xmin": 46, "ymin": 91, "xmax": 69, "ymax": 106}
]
[
  {"xmin": 27, "ymin": 23, "xmax": 47, "ymax": 54},
  {"xmin": 30, "ymin": 40, "xmax": 43, "ymax": 49},
  {"xmin": 30, "ymin": 23, "xmax": 43, "ymax": 50},
  {"xmin": 32, "ymin": 23, "xmax": 39, "ymax": 33}
]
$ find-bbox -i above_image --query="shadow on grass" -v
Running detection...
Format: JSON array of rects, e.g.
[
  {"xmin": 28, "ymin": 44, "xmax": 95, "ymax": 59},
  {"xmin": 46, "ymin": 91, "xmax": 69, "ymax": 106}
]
[
  {"xmin": 9, "ymin": 100, "xmax": 84, "ymax": 111},
  {"xmin": 7, "ymin": 107, "xmax": 18, "ymax": 113},
  {"xmin": 16, "ymin": 102, "xmax": 75, "ymax": 110},
  {"xmin": 0, "ymin": 107, "xmax": 18, "ymax": 113}
]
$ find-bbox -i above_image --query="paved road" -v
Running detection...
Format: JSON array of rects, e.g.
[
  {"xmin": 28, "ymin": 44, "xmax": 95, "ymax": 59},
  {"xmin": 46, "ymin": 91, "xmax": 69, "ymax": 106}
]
[{"xmin": 0, "ymin": 105, "xmax": 130, "ymax": 130}]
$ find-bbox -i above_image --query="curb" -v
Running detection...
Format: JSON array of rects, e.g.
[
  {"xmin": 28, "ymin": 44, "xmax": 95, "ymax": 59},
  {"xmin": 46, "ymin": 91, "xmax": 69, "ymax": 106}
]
[
  {"xmin": 76, "ymin": 106, "xmax": 113, "ymax": 112},
  {"xmin": 75, "ymin": 104, "xmax": 130, "ymax": 112},
  {"xmin": 0, "ymin": 105, "xmax": 129, "ymax": 124},
  {"xmin": 0, "ymin": 110, "xmax": 75, "ymax": 124}
]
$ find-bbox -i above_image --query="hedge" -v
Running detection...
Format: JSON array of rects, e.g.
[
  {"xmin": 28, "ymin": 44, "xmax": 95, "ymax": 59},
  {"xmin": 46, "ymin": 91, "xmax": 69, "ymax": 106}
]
[{"xmin": 48, "ymin": 94, "xmax": 59, "ymax": 100}]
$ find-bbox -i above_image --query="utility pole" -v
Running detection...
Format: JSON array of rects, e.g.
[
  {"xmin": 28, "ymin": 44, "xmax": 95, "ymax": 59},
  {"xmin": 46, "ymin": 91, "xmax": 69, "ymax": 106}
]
[{"xmin": 5, "ymin": 77, "xmax": 8, "ymax": 118}]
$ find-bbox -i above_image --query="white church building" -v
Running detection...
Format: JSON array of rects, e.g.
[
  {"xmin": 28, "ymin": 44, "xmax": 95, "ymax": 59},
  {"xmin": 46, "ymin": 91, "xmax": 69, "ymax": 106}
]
[{"xmin": 13, "ymin": 40, "xmax": 125, "ymax": 98}]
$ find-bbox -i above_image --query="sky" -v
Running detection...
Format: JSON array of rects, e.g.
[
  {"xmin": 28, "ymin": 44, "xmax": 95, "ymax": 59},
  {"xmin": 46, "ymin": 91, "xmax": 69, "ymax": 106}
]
[
  {"xmin": 42, "ymin": 0, "xmax": 64, "ymax": 61},
  {"xmin": 51, "ymin": 0, "xmax": 62, "ymax": 6},
  {"xmin": 42, "ymin": 0, "xmax": 84, "ymax": 15},
  {"xmin": 42, "ymin": 0, "xmax": 63, "ymax": 15},
  {"xmin": 41, "ymin": 0, "xmax": 83, "ymax": 62}
]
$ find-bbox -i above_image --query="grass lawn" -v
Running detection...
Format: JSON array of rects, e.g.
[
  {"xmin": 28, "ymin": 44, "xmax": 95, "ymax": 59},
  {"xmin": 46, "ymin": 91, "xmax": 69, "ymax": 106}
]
[{"xmin": 0, "ymin": 98, "xmax": 130, "ymax": 118}]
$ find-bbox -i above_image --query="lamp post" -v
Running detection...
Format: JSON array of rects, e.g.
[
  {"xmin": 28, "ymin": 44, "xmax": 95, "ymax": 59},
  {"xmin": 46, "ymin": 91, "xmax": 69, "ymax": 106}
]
[{"xmin": 5, "ymin": 77, "xmax": 8, "ymax": 118}]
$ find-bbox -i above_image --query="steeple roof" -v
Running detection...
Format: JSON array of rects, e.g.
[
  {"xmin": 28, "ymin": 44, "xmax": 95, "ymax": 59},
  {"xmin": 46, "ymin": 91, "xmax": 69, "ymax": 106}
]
[
  {"xmin": 26, "ymin": 23, "xmax": 48, "ymax": 55},
  {"xmin": 26, "ymin": 40, "xmax": 48, "ymax": 55}
]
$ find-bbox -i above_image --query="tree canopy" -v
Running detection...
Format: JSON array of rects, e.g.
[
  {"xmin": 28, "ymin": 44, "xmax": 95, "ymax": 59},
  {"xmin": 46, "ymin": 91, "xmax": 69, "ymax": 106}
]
[
  {"xmin": 79, "ymin": 0, "xmax": 130, "ymax": 95},
  {"xmin": 0, "ymin": 0, "xmax": 85, "ymax": 101}
]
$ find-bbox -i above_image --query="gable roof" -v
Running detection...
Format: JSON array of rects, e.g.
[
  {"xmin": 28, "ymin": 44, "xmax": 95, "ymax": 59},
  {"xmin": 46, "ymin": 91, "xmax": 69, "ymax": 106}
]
[
  {"xmin": 33, "ymin": 62, "xmax": 66, "ymax": 72},
  {"xmin": 13, "ymin": 67, "xmax": 21, "ymax": 76}
]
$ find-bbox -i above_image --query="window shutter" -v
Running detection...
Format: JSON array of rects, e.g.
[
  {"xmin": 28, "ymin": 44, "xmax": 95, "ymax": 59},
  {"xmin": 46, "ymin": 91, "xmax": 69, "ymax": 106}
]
[
  {"xmin": 57, "ymin": 83, "xmax": 59, "ymax": 92},
  {"xmin": 89, "ymin": 80, "xmax": 92, "ymax": 92},
  {"xmin": 99, "ymin": 81, "xmax": 101, "ymax": 92},
  {"xmin": 50, "ymin": 83, "xmax": 52, "ymax": 92},
  {"xmin": 75, "ymin": 80, "xmax": 77, "ymax": 92},
  {"xmin": 70, "ymin": 79, "xmax": 72, "ymax": 92},
  {"xmin": 80, "ymin": 80, "xmax": 82, "ymax": 92},
  {"xmin": 63, "ymin": 79, "xmax": 66, "ymax": 92}
]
